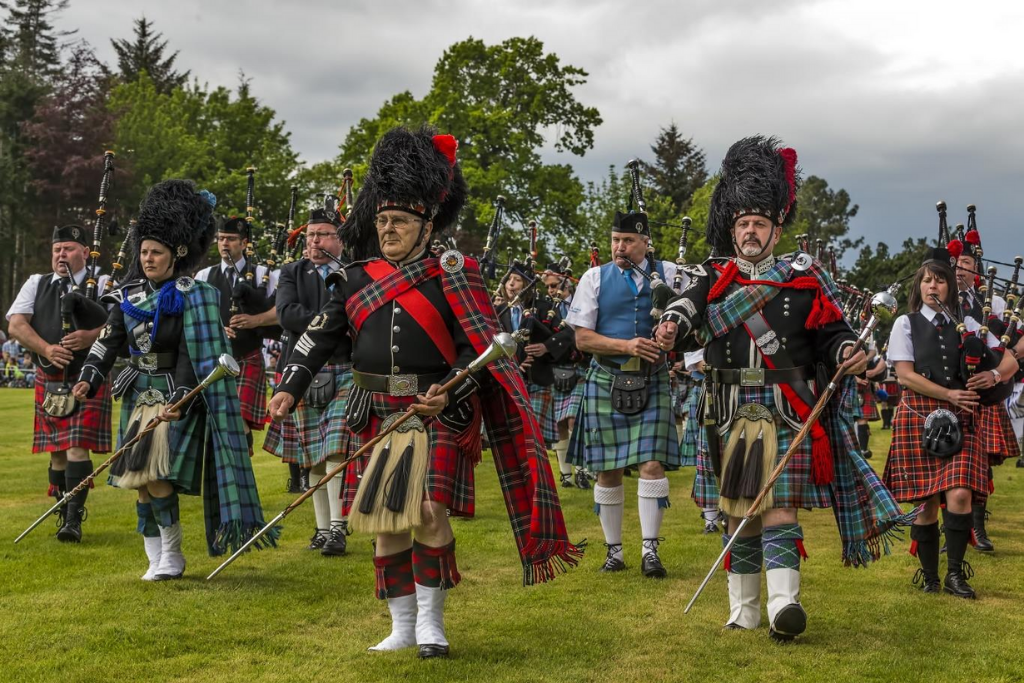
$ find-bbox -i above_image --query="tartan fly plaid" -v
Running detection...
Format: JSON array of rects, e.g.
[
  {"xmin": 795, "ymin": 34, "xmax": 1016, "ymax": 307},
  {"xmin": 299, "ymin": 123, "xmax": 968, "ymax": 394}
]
[
  {"xmin": 566, "ymin": 361, "xmax": 682, "ymax": 472},
  {"xmin": 33, "ymin": 367, "xmax": 112, "ymax": 453}
]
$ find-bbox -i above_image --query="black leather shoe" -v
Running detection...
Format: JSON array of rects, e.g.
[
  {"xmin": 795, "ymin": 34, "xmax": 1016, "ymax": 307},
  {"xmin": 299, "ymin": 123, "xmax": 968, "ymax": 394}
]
[
  {"xmin": 973, "ymin": 508, "xmax": 993, "ymax": 552},
  {"xmin": 769, "ymin": 604, "xmax": 807, "ymax": 642},
  {"xmin": 600, "ymin": 544, "xmax": 626, "ymax": 572},
  {"xmin": 286, "ymin": 477, "xmax": 301, "ymax": 494},
  {"xmin": 862, "ymin": 449, "xmax": 873, "ymax": 460},
  {"xmin": 944, "ymin": 562, "xmax": 976, "ymax": 599},
  {"xmin": 912, "ymin": 568, "xmax": 941, "ymax": 593},
  {"xmin": 321, "ymin": 525, "xmax": 348, "ymax": 556},
  {"xmin": 641, "ymin": 552, "xmax": 667, "ymax": 578},
  {"xmin": 1017, "ymin": 457, "xmax": 1024, "ymax": 469},
  {"xmin": 307, "ymin": 529, "xmax": 328, "ymax": 551},
  {"xmin": 56, "ymin": 507, "xmax": 85, "ymax": 543},
  {"xmin": 418, "ymin": 644, "xmax": 450, "ymax": 659},
  {"xmin": 559, "ymin": 473, "xmax": 574, "ymax": 488},
  {"xmin": 574, "ymin": 468, "xmax": 592, "ymax": 490}
]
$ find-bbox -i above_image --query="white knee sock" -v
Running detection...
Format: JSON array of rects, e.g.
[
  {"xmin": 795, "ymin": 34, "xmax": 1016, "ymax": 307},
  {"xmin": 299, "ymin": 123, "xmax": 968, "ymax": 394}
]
[
  {"xmin": 593, "ymin": 484, "xmax": 624, "ymax": 560},
  {"xmin": 554, "ymin": 440, "xmax": 572, "ymax": 476},
  {"xmin": 637, "ymin": 478, "xmax": 669, "ymax": 557},
  {"xmin": 326, "ymin": 456, "xmax": 344, "ymax": 526},
  {"xmin": 310, "ymin": 463, "xmax": 330, "ymax": 532}
]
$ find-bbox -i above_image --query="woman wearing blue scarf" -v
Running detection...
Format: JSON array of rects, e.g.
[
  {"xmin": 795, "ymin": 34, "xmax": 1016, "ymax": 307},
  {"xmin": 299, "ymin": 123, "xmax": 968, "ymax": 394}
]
[{"xmin": 73, "ymin": 179, "xmax": 278, "ymax": 581}]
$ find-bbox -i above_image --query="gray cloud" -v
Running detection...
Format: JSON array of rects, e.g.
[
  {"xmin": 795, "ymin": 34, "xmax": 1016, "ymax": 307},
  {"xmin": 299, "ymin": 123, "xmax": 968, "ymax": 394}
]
[{"xmin": 57, "ymin": 0, "xmax": 1023, "ymax": 270}]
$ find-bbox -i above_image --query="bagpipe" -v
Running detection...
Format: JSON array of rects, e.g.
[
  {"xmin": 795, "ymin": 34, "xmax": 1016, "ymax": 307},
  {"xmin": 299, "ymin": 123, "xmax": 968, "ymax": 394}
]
[{"xmin": 480, "ymin": 195, "xmax": 507, "ymax": 283}]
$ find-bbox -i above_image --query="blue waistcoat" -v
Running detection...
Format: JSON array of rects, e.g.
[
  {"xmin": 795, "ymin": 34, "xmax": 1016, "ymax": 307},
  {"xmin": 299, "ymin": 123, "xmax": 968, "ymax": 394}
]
[{"xmin": 595, "ymin": 260, "xmax": 666, "ymax": 364}]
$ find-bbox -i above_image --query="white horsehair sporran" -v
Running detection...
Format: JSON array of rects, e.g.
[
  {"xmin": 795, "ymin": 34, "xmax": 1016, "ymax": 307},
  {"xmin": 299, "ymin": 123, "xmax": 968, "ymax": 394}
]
[
  {"xmin": 349, "ymin": 413, "xmax": 429, "ymax": 534},
  {"xmin": 717, "ymin": 403, "xmax": 777, "ymax": 518},
  {"xmin": 110, "ymin": 388, "xmax": 171, "ymax": 490}
]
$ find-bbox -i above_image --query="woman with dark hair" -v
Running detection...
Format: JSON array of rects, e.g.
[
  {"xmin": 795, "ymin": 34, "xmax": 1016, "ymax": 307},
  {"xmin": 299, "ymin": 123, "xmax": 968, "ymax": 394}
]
[
  {"xmin": 72, "ymin": 179, "xmax": 278, "ymax": 581},
  {"xmin": 882, "ymin": 251, "xmax": 1017, "ymax": 598}
]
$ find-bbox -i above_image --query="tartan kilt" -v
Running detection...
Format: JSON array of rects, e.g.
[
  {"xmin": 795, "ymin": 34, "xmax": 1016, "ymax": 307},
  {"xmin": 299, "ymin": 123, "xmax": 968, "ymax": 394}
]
[
  {"xmin": 881, "ymin": 381, "xmax": 901, "ymax": 408},
  {"xmin": 112, "ymin": 371, "xmax": 206, "ymax": 495},
  {"xmin": 680, "ymin": 387, "xmax": 702, "ymax": 467},
  {"xmin": 978, "ymin": 403, "xmax": 1017, "ymax": 467},
  {"xmin": 857, "ymin": 385, "xmax": 880, "ymax": 421},
  {"xmin": 262, "ymin": 417, "xmax": 295, "ymax": 461},
  {"xmin": 528, "ymin": 382, "xmax": 558, "ymax": 445},
  {"xmin": 552, "ymin": 367, "xmax": 585, "ymax": 424},
  {"xmin": 350, "ymin": 391, "xmax": 474, "ymax": 517},
  {"xmin": 882, "ymin": 390, "xmax": 989, "ymax": 501},
  {"xmin": 566, "ymin": 361, "xmax": 681, "ymax": 472},
  {"xmin": 692, "ymin": 383, "xmax": 833, "ymax": 511},
  {"xmin": 32, "ymin": 367, "xmax": 112, "ymax": 453},
  {"xmin": 235, "ymin": 348, "xmax": 268, "ymax": 431}
]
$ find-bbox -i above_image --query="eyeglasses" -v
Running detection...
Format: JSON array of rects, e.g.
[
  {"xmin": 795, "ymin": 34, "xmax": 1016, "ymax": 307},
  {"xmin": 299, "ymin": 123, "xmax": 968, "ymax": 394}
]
[
  {"xmin": 375, "ymin": 215, "xmax": 422, "ymax": 230},
  {"xmin": 307, "ymin": 231, "xmax": 337, "ymax": 241}
]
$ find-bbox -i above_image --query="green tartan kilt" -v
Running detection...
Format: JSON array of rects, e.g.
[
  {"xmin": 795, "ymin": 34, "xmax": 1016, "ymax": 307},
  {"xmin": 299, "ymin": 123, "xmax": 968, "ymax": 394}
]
[
  {"xmin": 680, "ymin": 388, "xmax": 702, "ymax": 467},
  {"xmin": 292, "ymin": 364, "xmax": 354, "ymax": 468},
  {"xmin": 112, "ymin": 371, "xmax": 207, "ymax": 495},
  {"xmin": 552, "ymin": 367, "xmax": 586, "ymax": 424},
  {"xmin": 528, "ymin": 382, "xmax": 559, "ymax": 446},
  {"xmin": 566, "ymin": 361, "xmax": 681, "ymax": 472},
  {"xmin": 692, "ymin": 383, "xmax": 833, "ymax": 511}
]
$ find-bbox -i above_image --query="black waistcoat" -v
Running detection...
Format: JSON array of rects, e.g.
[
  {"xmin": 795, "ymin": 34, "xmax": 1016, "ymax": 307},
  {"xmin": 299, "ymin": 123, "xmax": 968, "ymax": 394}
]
[
  {"xmin": 205, "ymin": 265, "xmax": 262, "ymax": 357},
  {"xmin": 30, "ymin": 276, "xmax": 88, "ymax": 374},
  {"xmin": 908, "ymin": 311, "xmax": 965, "ymax": 390}
]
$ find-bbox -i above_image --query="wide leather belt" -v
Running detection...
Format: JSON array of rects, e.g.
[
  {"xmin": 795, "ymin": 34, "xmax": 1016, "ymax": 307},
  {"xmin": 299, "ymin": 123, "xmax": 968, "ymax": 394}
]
[
  {"xmin": 713, "ymin": 365, "xmax": 813, "ymax": 387},
  {"xmin": 129, "ymin": 352, "xmax": 176, "ymax": 372},
  {"xmin": 351, "ymin": 370, "xmax": 447, "ymax": 397}
]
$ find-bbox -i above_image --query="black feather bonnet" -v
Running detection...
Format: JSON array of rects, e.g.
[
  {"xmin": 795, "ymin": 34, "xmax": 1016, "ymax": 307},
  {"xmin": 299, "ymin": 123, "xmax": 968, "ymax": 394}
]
[{"xmin": 134, "ymin": 179, "xmax": 217, "ymax": 275}]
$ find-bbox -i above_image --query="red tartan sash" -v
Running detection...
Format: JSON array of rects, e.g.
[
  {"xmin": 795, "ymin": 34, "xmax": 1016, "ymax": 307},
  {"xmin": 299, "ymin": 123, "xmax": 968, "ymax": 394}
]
[{"xmin": 349, "ymin": 259, "xmax": 457, "ymax": 365}]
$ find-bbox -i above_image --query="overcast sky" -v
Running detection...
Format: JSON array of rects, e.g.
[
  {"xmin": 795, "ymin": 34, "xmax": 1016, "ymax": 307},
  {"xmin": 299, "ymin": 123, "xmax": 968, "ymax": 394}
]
[{"xmin": 57, "ymin": 0, "xmax": 1023, "ymax": 273}]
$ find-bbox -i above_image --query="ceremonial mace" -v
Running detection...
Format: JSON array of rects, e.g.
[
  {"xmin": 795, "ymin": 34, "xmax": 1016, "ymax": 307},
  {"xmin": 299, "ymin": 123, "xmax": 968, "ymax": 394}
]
[
  {"xmin": 207, "ymin": 333, "xmax": 519, "ymax": 580},
  {"xmin": 683, "ymin": 286, "xmax": 899, "ymax": 613},
  {"xmin": 15, "ymin": 355, "xmax": 240, "ymax": 544}
]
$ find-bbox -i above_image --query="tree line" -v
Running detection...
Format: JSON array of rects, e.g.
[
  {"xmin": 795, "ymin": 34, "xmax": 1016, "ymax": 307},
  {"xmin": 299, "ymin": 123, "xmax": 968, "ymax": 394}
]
[{"xmin": 0, "ymin": 0, "xmax": 925, "ymax": 326}]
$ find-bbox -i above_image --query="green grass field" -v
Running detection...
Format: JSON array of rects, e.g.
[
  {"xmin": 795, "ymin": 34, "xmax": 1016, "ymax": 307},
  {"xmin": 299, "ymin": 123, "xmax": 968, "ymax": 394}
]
[{"xmin": 2, "ymin": 389, "xmax": 1023, "ymax": 683}]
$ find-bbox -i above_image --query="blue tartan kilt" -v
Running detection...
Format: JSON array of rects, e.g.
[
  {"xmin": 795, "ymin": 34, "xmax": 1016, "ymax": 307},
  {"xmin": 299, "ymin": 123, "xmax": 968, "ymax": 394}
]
[
  {"xmin": 112, "ymin": 371, "xmax": 206, "ymax": 495},
  {"xmin": 567, "ymin": 361, "xmax": 682, "ymax": 472},
  {"xmin": 553, "ymin": 367, "xmax": 586, "ymax": 424},
  {"xmin": 528, "ymin": 382, "xmax": 559, "ymax": 446},
  {"xmin": 692, "ymin": 383, "xmax": 832, "ymax": 511},
  {"xmin": 680, "ymin": 388, "xmax": 702, "ymax": 467}
]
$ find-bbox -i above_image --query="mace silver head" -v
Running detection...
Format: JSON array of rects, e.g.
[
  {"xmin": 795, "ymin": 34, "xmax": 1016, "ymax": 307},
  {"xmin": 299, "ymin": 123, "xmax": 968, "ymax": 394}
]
[
  {"xmin": 870, "ymin": 291, "xmax": 898, "ymax": 323},
  {"xmin": 468, "ymin": 332, "xmax": 518, "ymax": 373}
]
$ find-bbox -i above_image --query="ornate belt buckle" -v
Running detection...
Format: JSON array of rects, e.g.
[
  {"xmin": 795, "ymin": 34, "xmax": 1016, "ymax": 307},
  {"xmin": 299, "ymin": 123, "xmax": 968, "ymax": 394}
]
[
  {"xmin": 740, "ymin": 368, "xmax": 765, "ymax": 387},
  {"xmin": 137, "ymin": 388, "xmax": 166, "ymax": 406},
  {"xmin": 138, "ymin": 353, "xmax": 158, "ymax": 372},
  {"xmin": 388, "ymin": 374, "xmax": 418, "ymax": 397}
]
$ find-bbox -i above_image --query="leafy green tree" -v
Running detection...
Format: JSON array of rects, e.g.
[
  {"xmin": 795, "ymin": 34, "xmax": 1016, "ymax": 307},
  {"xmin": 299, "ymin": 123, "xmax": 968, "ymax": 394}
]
[
  {"xmin": 334, "ymin": 36, "xmax": 602, "ymax": 262},
  {"xmin": 110, "ymin": 16, "xmax": 189, "ymax": 94},
  {"xmin": 641, "ymin": 123, "xmax": 707, "ymax": 213},
  {"xmin": 789, "ymin": 175, "xmax": 861, "ymax": 260}
]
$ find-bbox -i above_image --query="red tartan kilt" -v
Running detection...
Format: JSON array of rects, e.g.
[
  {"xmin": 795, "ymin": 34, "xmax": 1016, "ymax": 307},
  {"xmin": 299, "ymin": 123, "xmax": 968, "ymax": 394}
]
[
  {"xmin": 235, "ymin": 348, "xmax": 268, "ymax": 430},
  {"xmin": 346, "ymin": 391, "xmax": 474, "ymax": 518},
  {"xmin": 883, "ymin": 390, "xmax": 989, "ymax": 501},
  {"xmin": 978, "ymin": 403, "xmax": 1017, "ymax": 467},
  {"xmin": 881, "ymin": 381, "xmax": 901, "ymax": 407},
  {"xmin": 32, "ymin": 367, "xmax": 112, "ymax": 453},
  {"xmin": 858, "ymin": 386, "xmax": 880, "ymax": 420}
]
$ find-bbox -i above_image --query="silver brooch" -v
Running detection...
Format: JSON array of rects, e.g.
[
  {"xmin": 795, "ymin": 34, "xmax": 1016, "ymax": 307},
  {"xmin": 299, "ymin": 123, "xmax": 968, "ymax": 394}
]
[
  {"xmin": 175, "ymin": 276, "xmax": 194, "ymax": 292},
  {"xmin": 791, "ymin": 252, "xmax": 813, "ymax": 271},
  {"xmin": 440, "ymin": 249, "xmax": 464, "ymax": 273},
  {"xmin": 176, "ymin": 245, "xmax": 189, "ymax": 258},
  {"xmin": 756, "ymin": 330, "xmax": 780, "ymax": 356}
]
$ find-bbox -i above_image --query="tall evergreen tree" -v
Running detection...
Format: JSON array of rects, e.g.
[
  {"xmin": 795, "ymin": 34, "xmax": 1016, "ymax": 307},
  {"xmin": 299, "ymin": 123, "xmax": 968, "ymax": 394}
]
[
  {"xmin": 641, "ymin": 123, "xmax": 707, "ymax": 213},
  {"xmin": 110, "ymin": 16, "xmax": 189, "ymax": 93}
]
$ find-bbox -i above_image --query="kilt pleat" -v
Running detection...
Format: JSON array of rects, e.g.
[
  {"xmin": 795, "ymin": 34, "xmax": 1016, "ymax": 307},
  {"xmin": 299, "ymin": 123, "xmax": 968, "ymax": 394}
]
[
  {"xmin": 32, "ymin": 368, "xmax": 113, "ymax": 453},
  {"xmin": 857, "ymin": 385, "xmax": 880, "ymax": 421},
  {"xmin": 680, "ymin": 387, "xmax": 701, "ymax": 467},
  {"xmin": 882, "ymin": 390, "xmax": 989, "ymax": 501},
  {"xmin": 235, "ymin": 348, "xmax": 268, "ymax": 430},
  {"xmin": 566, "ymin": 362, "xmax": 681, "ymax": 472}
]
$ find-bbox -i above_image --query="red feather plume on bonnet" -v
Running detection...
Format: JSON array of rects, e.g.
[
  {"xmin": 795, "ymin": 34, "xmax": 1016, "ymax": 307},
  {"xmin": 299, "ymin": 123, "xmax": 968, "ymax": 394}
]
[
  {"xmin": 946, "ymin": 239, "xmax": 964, "ymax": 260},
  {"xmin": 432, "ymin": 134, "xmax": 458, "ymax": 167}
]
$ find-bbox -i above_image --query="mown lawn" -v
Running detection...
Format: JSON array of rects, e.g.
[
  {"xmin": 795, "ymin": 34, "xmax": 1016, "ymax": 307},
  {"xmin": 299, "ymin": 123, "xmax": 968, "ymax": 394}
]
[{"xmin": 1, "ymin": 389, "xmax": 1022, "ymax": 683}]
